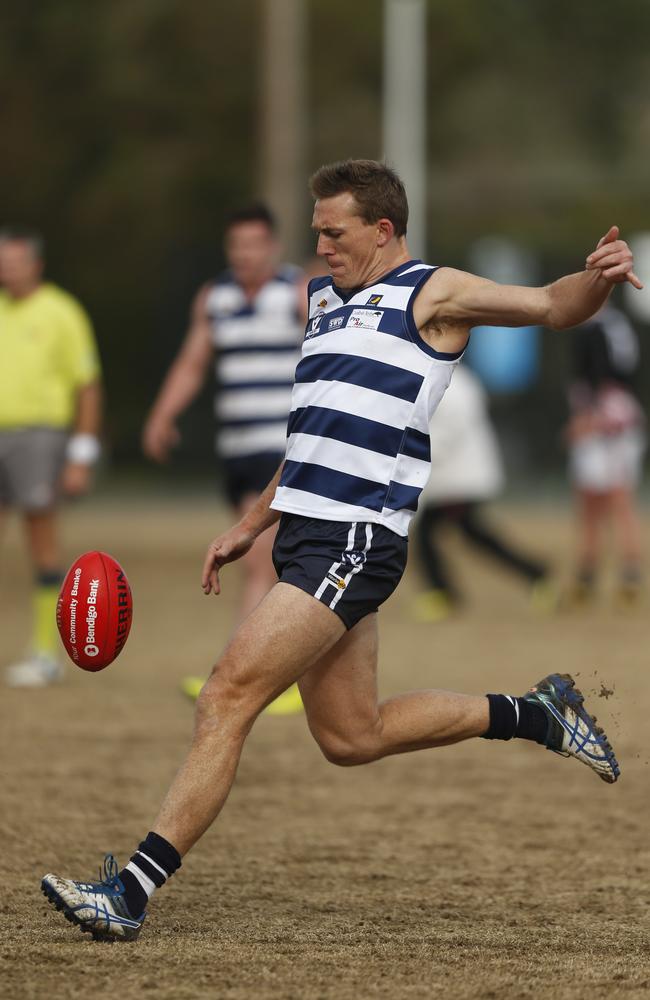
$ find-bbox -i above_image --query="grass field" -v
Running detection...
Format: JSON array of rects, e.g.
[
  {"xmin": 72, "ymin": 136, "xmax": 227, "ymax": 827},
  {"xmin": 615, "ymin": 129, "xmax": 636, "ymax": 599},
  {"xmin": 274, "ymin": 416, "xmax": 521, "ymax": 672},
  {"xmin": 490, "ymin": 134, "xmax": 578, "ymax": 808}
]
[{"xmin": 2, "ymin": 493, "xmax": 649, "ymax": 999}]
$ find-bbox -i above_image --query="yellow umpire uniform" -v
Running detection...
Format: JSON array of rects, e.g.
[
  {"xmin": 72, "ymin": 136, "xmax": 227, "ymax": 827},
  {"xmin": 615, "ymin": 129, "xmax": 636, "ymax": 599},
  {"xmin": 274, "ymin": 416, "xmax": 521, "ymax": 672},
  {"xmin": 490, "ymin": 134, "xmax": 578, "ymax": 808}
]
[{"xmin": 0, "ymin": 230, "xmax": 102, "ymax": 687}]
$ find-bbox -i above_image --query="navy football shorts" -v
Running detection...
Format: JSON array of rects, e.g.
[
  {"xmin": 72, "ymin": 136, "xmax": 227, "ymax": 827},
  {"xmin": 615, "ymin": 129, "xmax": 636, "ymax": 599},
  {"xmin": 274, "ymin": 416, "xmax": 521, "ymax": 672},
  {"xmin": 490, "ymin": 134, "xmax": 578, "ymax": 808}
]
[
  {"xmin": 221, "ymin": 452, "xmax": 284, "ymax": 508},
  {"xmin": 272, "ymin": 513, "xmax": 408, "ymax": 630}
]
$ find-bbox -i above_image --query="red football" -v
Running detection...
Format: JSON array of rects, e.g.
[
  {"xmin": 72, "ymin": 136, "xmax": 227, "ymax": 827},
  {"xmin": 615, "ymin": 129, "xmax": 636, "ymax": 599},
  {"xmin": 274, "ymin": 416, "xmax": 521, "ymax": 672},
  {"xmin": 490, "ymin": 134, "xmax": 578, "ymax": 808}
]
[{"xmin": 56, "ymin": 551, "xmax": 133, "ymax": 671}]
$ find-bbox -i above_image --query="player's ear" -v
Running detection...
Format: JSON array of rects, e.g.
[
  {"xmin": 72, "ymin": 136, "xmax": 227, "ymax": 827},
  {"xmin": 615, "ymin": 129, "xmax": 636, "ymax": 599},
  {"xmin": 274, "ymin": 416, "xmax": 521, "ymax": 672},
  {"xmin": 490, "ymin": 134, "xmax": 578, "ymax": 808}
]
[{"xmin": 376, "ymin": 218, "xmax": 394, "ymax": 247}]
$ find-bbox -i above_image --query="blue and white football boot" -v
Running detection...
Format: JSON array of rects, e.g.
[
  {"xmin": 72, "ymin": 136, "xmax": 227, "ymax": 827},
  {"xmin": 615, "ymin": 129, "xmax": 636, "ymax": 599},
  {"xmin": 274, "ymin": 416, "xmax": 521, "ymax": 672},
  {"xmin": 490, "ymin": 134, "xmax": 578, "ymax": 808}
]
[
  {"xmin": 523, "ymin": 673, "xmax": 620, "ymax": 783},
  {"xmin": 41, "ymin": 854, "xmax": 144, "ymax": 941}
]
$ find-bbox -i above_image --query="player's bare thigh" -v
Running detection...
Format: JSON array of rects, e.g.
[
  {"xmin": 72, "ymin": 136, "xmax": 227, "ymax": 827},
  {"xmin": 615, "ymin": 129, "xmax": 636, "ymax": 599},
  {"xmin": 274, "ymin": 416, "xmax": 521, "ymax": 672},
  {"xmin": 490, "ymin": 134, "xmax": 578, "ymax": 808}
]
[
  {"xmin": 299, "ymin": 613, "xmax": 381, "ymax": 764},
  {"xmin": 198, "ymin": 581, "xmax": 346, "ymax": 720}
]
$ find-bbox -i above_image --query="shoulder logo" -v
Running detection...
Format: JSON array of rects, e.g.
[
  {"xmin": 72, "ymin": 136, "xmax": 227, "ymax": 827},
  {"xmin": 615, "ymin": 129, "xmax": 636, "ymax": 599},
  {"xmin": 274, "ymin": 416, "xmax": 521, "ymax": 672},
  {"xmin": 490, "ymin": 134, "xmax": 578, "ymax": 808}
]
[
  {"xmin": 328, "ymin": 315, "xmax": 345, "ymax": 331},
  {"xmin": 318, "ymin": 297, "xmax": 328, "ymax": 308},
  {"xmin": 305, "ymin": 312, "xmax": 325, "ymax": 339},
  {"xmin": 366, "ymin": 294, "xmax": 383, "ymax": 306}
]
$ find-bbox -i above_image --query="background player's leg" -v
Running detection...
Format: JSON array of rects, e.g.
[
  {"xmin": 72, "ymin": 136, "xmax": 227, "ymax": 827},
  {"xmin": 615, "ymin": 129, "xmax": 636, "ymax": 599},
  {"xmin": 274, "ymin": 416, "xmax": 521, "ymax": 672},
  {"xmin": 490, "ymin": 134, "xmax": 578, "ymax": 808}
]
[
  {"xmin": 457, "ymin": 502, "xmax": 548, "ymax": 584},
  {"xmin": 154, "ymin": 582, "xmax": 345, "ymax": 855},
  {"xmin": 413, "ymin": 504, "xmax": 458, "ymax": 621},
  {"xmin": 299, "ymin": 614, "xmax": 489, "ymax": 766},
  {"xmin": 573, "ymin": 488, "xmax": 607, "ymax": 593},
  {"xmin": 236, "ymin": 492, "xmax": 279, "ymax": 623}
]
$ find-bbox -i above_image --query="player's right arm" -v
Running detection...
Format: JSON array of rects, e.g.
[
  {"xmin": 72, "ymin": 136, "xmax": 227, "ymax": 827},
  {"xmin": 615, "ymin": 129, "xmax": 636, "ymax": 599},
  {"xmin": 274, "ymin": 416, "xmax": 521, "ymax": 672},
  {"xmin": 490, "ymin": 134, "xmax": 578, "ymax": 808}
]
[
  {"xmin": 142, "ymin": 284, "xmax": 214, "ymax": 462},
  {"xmin": 414, "ymin": 226, "xmax": 641, "ymax": 356},
  {"xmin": 202, "ymin": 463, "xmax": 284, "ymax": 595}
]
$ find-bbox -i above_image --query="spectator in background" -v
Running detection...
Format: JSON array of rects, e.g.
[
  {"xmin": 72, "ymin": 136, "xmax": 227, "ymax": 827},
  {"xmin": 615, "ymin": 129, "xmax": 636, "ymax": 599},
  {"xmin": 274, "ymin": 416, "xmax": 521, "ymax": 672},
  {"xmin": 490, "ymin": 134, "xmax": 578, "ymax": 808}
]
[
  {"xmin": 142, "ymin": 205, "xmax": 306, "ymax": 707},
  {"xmin": 565, "ymin": 302, "xmax": 645, "ymax": 607},
  {"xmin": 413, "ymin": 364, "xmax": 552, "ymax": 621},
  {"xmin": 0, "ymin": 228, "xmax": 102, "ymax": 687}
]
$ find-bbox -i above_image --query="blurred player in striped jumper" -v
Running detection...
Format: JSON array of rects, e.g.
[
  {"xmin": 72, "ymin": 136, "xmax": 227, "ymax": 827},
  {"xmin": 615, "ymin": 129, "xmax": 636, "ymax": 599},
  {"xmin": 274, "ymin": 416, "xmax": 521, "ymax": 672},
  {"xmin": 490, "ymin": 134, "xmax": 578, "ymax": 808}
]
[
  {"xmin": 0, "ymin": 228, "xmax": 102, "ymax": 688},
  {"xmin": 142, "ymin": 205, "xmax": 306, "ymax": 709},
  {"xmin": 43, "ymin": 161, "xmax": 641, "ymax": 940}
]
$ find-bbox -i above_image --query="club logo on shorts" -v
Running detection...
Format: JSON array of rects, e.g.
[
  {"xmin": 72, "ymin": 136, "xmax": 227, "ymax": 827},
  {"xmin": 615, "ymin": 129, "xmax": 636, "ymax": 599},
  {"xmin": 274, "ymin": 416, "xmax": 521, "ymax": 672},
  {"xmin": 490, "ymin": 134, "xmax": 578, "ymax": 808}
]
[
  {"xmin": 341, "ymin": 550, "xmax": 366, "ymax": 569},
  {"xmin": 327, "ymin": 571, "xmax": 347, "ymax": 589}
]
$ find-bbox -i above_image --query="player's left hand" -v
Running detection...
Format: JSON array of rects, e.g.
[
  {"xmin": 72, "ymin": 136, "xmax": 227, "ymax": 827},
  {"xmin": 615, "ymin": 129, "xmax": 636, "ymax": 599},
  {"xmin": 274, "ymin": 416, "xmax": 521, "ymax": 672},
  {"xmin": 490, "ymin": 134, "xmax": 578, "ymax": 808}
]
[
  {"xmin": 60, "ymin": 461, "xmax": 93, "ymax": 497},
  {"xmin": 585, "ymin": 226, "xmax": 643, "ymax": 288},
  {"xmin": 201, "ymin": 525, "xmax": 255, "ymax": 595}
]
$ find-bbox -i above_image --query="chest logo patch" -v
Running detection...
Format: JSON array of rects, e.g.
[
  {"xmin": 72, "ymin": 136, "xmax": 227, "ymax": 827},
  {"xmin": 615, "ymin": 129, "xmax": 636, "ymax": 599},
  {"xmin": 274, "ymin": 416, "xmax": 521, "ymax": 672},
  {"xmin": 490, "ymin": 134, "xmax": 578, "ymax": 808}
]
[
  {"xmin": 366, "ymin": 294, "xmax": 383, "ymax": 306},
  {"xmin": 348, "ymin": 308, "xmax": 383, "ymax": 331}
]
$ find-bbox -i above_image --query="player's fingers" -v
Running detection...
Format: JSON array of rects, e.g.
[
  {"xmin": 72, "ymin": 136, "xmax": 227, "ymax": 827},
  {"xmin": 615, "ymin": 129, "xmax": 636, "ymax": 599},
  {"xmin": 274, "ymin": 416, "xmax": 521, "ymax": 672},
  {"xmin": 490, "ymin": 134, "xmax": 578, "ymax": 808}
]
[
  {"xmin": 627, "ymin": 270, "xmax": 644, "ymax": 290},
  {"xmin": 586, "ymin": 240, "xmax": 629, "ymax": 267},
  {"xmin": 601, "ymin": 262, "xmax": 636, "ymax": 281},
  {"xmin": 594, "ymin": 225, "xmax": 619, "ymax": 251}
]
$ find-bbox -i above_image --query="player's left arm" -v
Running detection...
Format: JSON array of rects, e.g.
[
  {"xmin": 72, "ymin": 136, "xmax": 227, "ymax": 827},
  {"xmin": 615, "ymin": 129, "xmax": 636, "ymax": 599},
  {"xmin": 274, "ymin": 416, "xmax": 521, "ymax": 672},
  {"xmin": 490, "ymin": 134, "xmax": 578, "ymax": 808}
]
[
  {"xmin": 59, "ymin": 296, "xmax": 103, "ymax": 497},
  {"xmin": 202, "ymin": 462, "xmax": 284, "ymax": 595},
  {"xmin": 61, "ymin": 378, "xmax": 103, "ymax": 497},
  {"xmin": 416, "ymin": 226, "xmax": 642, "ymax": 353}
]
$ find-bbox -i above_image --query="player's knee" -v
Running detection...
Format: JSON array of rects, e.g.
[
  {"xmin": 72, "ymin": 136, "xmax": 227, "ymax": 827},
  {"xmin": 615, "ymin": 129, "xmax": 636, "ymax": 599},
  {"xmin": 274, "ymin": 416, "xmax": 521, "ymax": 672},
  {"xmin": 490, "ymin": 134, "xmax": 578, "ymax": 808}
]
[
  {"xmin": 315, "ymin": 728, "xmax": 379, "ymax": 767},
  {"xmin": 194, "ymin": 660, "xmax": 260, "ymax": 729}
]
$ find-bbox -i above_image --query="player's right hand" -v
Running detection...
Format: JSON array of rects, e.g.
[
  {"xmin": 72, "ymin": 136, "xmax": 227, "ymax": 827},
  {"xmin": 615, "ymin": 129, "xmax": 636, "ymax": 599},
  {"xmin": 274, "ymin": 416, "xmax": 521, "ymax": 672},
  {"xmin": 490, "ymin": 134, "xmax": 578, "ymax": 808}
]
[
  {"xmin": 142, "ymin": 415, "xmax": 180, "ymax": 462},
  {"xmin": 202, "ymin": 527, "xmax": 255, "ymax": 595}
]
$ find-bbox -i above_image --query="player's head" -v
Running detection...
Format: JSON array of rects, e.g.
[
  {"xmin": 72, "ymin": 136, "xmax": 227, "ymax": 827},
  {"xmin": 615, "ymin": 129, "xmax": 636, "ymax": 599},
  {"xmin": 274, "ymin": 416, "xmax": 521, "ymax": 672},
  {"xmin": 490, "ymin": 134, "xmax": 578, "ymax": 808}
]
[
  {"xmin": 223, "ymin": 204, "xmax": 279, "ymax": 286},
  {"xmin": 0, "ymin": 227, "xmax": 44, "ymax": 297},
  {"xmin": 309, "ymin": 159, "xmax": 409, "ymax": 288}
]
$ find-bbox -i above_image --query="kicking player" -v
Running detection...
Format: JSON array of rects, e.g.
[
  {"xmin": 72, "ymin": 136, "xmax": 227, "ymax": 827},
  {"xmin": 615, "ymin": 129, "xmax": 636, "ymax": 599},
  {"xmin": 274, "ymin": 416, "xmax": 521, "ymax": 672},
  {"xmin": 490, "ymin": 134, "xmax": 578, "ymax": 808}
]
[
  {"xmin": 42, "ymin": 160, "xmax": 641, "ymax": 939},
  {"xmin": 0, "ymin": 228, "xmax": 102, "ymax": 687}
]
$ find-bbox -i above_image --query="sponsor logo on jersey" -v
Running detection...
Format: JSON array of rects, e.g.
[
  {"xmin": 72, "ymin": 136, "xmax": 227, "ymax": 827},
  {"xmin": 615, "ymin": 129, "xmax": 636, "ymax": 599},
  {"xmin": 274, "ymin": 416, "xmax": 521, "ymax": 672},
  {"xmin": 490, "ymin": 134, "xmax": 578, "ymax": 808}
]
[
  {"xmin": 318, "ymin": 298, "xmax": 328, "ymax": 308},
  {"xmin": 366, "ymin": 294, "xmax": 383, "ymax": 306},
  {"xmin": 349, "ymin": 308, "xmax": 383, "ymax": 330},
  {"xmin": 328, "ymin": 315, "xmax": 345, "ymax": 330}
]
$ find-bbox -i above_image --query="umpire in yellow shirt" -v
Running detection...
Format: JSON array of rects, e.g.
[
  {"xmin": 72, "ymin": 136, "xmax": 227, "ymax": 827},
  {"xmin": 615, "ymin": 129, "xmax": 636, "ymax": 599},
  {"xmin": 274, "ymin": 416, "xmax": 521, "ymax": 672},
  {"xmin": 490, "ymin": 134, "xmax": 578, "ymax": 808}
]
[{"xmin": 0, "ymin": 228, "xmax": 102, "ymax": 687}]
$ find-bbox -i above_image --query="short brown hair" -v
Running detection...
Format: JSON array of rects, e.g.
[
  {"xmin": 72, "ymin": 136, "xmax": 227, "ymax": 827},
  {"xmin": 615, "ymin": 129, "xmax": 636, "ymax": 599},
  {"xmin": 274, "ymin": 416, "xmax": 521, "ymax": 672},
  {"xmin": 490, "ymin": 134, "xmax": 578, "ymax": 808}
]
[{"xmin": 309, "ymin": 159, "xmax": 408, "ymax": 237}]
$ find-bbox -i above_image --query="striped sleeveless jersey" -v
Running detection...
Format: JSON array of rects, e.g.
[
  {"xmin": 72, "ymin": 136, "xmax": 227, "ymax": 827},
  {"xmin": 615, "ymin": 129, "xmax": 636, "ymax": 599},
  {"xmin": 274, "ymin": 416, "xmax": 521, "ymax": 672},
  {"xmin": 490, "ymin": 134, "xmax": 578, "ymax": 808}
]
[
  {"xmin": 270, "ymin": 260, "xmax": 463, "ymax": 537},
  {"xmin": 206, "ymin": 266, "xmax": 302, "ymax": 458}
]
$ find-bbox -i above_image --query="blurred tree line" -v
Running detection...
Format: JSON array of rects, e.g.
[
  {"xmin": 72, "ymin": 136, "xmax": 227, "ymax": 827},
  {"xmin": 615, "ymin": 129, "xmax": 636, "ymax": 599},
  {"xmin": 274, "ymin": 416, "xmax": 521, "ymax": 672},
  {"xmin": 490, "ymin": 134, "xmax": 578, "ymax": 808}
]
[{"xmin": 1, "ymin": 0, "xmax": 649, "ymax": 479}]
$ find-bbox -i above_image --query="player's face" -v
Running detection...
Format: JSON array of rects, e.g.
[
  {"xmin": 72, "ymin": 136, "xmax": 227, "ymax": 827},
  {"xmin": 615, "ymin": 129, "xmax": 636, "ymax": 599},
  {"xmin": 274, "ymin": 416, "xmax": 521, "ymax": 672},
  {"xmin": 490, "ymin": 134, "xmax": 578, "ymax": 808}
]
[
  {"xmin": 312, "ymin": 193, "xmax": 381, "ymax": 289},
  {"xmin": 0, "ymin": 240, "xmax": 42, "ymax": 297},
  {"xmin": 225, "ymin": 221, "xmax": 278, "ymax": 287}
]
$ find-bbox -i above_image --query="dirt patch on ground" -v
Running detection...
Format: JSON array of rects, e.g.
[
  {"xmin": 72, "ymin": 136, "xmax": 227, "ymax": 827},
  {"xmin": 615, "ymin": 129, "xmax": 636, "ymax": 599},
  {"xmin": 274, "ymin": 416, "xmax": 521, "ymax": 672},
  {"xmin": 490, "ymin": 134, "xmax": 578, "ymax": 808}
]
[{"xmin": 1, "ymin": 495, "xmax": 649, "ymax": 999}]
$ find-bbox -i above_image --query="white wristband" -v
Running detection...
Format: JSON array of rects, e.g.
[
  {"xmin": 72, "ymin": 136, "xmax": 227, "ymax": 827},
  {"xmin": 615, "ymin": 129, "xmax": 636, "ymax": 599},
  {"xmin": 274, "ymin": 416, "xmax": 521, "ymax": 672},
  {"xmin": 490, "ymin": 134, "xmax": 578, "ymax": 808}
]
[{"xmin": 66, "ymin": 433, "xmax": 101, "ymax": 465}]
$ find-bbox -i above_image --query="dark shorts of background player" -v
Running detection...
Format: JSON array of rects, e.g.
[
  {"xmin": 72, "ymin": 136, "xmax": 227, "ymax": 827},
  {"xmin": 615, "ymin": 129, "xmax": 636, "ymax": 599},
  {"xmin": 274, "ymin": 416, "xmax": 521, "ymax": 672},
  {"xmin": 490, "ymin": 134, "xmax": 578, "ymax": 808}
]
[
  {"xmin": 272, "ymin": 513, "xmax": 408, "ymax": 630},
  {"xmin": 221, "ymin": 452, "xmax": 285, "ymax": 508}
]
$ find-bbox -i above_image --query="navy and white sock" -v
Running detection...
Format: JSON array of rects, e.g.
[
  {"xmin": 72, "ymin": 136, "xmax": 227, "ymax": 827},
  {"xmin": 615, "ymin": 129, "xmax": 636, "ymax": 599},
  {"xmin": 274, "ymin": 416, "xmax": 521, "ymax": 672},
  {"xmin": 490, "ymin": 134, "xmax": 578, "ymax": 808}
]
[
  {"xmin": 118, "ymin": 832, "xmax": 181, "ymax": 917},
  {"xmin": 481, "ymin": 693, "xmax": 548, "ymax": 744}
]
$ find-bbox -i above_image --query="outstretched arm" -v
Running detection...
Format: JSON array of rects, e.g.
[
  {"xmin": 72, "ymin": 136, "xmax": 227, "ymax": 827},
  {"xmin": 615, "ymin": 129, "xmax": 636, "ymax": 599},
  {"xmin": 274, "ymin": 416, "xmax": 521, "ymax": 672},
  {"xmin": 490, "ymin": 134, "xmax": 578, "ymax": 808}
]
[
  {"xmin": 201, "ymin": 463, "xmax": 284, "ymax": 595},
  {"xmin": 415, "ymin": 226, "xmax": 642, "ymax": 354},
  {"xmin": 142, "ymin": 285, "xmax": 214, "ymax": 462}
]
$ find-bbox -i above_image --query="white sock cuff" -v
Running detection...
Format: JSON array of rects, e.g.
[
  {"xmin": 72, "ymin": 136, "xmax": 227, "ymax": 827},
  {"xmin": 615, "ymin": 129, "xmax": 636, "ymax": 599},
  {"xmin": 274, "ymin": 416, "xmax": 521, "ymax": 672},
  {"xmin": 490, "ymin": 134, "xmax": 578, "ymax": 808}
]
[{"xmin": 136, "ymin": 850, "xmax": 168, "ymax": 878}]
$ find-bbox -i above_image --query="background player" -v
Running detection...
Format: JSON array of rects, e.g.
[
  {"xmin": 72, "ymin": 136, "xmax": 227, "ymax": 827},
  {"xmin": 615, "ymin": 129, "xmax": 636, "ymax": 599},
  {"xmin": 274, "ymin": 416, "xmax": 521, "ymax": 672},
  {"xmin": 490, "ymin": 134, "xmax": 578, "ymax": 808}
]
[
  {"xmin": 142, "ymin": 204, "xmax": 306, "ymax": 705},
  {"xmin": 414, "ymin": 363, "xmax": 552, "ymax": 621},
  {"xmin": 0, "ymin": 228, "xmax": 102, "ymax": 687},
  {"xmin": 564, "ymin": 301, "xmax": 646, "ymax": 606},
  {"xmin": 41, "ymin": 161, "xmax": 639, "ymax": 941}
]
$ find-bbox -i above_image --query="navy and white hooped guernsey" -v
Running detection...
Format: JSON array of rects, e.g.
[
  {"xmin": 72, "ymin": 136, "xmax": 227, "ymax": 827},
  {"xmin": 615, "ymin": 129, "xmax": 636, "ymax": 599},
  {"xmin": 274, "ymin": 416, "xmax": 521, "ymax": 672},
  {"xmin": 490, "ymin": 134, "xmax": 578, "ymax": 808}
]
[
  {"xmin": 205, "ymin": 266, "xmax": 302, "ymax": 458},
  {"xmin": 270, "ymin": 260, "xmax": 463, "ymax": 537}
]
